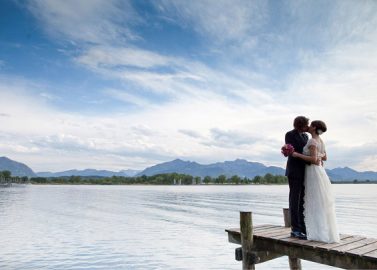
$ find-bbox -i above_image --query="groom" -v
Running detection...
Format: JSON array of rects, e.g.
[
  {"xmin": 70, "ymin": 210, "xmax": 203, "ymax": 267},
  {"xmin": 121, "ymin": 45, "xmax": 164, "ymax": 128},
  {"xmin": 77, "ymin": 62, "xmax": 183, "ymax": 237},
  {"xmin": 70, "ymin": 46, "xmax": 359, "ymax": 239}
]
[{"xmin": 285, "ymin": 116, "xmax": 309, "ymax": 240}]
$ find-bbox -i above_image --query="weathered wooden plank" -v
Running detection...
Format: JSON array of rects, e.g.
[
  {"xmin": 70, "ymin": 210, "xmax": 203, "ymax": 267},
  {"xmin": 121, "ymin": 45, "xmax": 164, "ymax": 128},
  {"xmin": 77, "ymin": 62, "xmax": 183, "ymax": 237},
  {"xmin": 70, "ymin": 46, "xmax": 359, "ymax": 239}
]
[
  {"xmin": 333, "ymin": 238, "xmax": 377, "ymax": 253},
  {"xmin": 226, "ymin": 224, "xmax": 279, "ymax": 234},
  {"xmin": 338, "ymin": 234, "xmax": 354, "ymax": 240},
  {"xmin": 226, "ymin": 228, "xmax": 355, "ymax": 248},
  {"xmin": 279, "ymin": 237, "xmax": 306, "ymax": 244},
  {"xmin": 302, "ymin": 235, "xmax": 355, "ymax": 249},
  {"xmin": 256, "ymin": 229, "xmax": 291, "ymax": 237},
  {"xmin": 297, "ymin": 234, "xmax": 354, "ymax": 249},
  {"xmin": 254, "ymin": 226, "xmax": 285, "ymax": 233},
  {"xmin": 254, "ymin": 224, "xmax": 281, "ymax": 231},
  {"xmin": 254, "ymin": 226, "xmax": 285, "ymax": 232},
  {"xmin": 316, "ymin": 236, "xmax": 366, "ymax": 251},
  {"xmin": 267, "ymin": 233, "xmax": 294, "ymax": 240},
  {"xmin": 226, "ymin": 225, "xmax": 284, "ymax": 240},
  {"xmin": 226, "ymin": 228, "xmax": 240, "ymax": 233},
  {"xmin": 255, "ymin": 227, "xmax": 291, "ymax": 237},
  {"xmin": 278, "ymin": 235, "xmax": 353, "ymax": 249},
  {"xmin": 255, "ymin": 230, "xmax": 292, "ymax": 241},
  {"xmin": 347, "ymin": 240, "xmax": 377, "ymax": 256},
  {"xmin": 227, "ymin": 228, "xmax": 373, "ymax": 255},
  {"xmin": 279, "ymin": 237, "xmax": 320, "ymax": 247},
  {"xmin": 253, "ymin": 237, "xmax": 377, "ymax": 269},
  {"xmin": 363, "ymin": 249, "xmax": 377, "ymax": 261}
]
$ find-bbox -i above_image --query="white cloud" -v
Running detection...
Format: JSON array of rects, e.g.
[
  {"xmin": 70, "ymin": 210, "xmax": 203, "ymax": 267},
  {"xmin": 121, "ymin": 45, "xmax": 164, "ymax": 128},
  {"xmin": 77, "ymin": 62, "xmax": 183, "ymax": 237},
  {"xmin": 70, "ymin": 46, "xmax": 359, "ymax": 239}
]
[
  {"xmin": 4, "ymin": 0, "xmax": 377, "ymax": 172},
  {"xmin": 26, "ymin": 0, "xmax": 140, "ymax": 44},
  {"xmin": 179, "ymin": 129, "xmax": 203, "ymax": 139},
  {"xmin": 76, "ymin": 44, "xmax": 275, "ymax": 107},
  {"xmin": 77, "ymin": 46, "xmax": 174, "ymax": 69},
  {"xmin": 0, "ymin": 76, "xmax": 275, "ymax": 170},
  {"xmin": 40, "ymin": 92, "xmax": 60, "ymax": 100},
  {"xmin": 1, "ymin": 55, "xmax": 377, "ymax": 172},
  {"xmin": 203, "ymin": 128, "xmax": 258, "ymax": 148},
  {"xmin": 155, "ymin": 0, "xmax": 267, "ymax": 42},
  {"xmin": 104, "ymin": 88, "xmax": 152, "ymax": 107}
]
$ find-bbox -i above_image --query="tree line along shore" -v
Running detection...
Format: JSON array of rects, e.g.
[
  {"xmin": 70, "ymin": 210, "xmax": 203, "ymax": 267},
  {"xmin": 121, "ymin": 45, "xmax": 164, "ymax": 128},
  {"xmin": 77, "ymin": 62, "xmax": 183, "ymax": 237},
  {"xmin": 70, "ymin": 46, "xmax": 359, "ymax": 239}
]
[
  {"xmin": 1, "ymin": 170, "xmax": 375, "ymax": 185},
  {"xmin": 0, "ymin": 170, "xmax": 287, "ymax": 185},
  {"xmin": 30, "ymin": 173, "xmax": 288, "ymax": 185}
]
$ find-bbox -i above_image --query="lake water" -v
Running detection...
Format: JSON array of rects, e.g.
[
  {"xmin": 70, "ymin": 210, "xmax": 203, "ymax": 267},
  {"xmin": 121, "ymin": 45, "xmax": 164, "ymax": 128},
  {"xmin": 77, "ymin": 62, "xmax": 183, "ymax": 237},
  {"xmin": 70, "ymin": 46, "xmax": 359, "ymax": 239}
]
[{"xmin": 1, "ymin": 184, "xmax": 376, "ymax": 269}]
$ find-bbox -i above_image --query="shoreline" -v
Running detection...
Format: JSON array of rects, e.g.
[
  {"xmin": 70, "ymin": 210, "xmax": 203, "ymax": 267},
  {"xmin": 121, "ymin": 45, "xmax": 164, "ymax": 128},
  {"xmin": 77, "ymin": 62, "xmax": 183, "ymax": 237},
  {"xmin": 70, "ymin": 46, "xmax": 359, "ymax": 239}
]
[{"xmin": 28, "ymin": 181, "xmax": 377, "ymax": 186}]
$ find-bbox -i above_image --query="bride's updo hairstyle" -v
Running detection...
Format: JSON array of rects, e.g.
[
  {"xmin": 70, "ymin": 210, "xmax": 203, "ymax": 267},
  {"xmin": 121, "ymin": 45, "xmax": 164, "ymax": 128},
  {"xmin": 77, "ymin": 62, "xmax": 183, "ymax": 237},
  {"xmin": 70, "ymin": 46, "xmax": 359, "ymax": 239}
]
[{"xmin": 311, "ymin": 120, "xmax": 327, "ymax": 135}]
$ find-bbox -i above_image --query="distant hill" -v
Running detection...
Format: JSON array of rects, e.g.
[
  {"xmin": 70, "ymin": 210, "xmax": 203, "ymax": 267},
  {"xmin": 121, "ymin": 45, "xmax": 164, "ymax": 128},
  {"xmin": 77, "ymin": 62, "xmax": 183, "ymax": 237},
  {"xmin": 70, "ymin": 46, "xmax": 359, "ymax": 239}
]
[
  {"xmin": 137, "ymin": 159, "xmax": 377, "ymax": 181},
  {"xmin": 136, "ymin": 159, "xmax": 286, "ymax": 178},
  {"xmin": 0, "ymin": 156, "xmax": 36, "ymax": 177},
  {"xmin": 36, "ymin": 169, "xmax": 141, "ymax": 177},
  {"xmin": 1, "ymin": 156, "xmax": 377, "ymax": 181},
  {"xmin": 326, "ymin": 167, "xmax": 377, "ymax": 182}
]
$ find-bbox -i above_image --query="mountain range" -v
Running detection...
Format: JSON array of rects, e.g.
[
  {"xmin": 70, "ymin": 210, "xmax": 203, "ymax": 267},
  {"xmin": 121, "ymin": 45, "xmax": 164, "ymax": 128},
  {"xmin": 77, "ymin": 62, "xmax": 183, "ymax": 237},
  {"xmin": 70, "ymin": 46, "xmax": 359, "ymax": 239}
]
[
  {"xmin": 135, "ymin": 158, "xmax": 285, "ymax": 178},
  {"xmin": 0, "ymin": 157, "xmax": 36, "ymax": 177},
  {"xmin": 37, "ymin": 169, "xmax": 140, "ymax": 178},
  {"xmin": 1, "ymin": 156, "xmax": 377, "ymax": 182}
]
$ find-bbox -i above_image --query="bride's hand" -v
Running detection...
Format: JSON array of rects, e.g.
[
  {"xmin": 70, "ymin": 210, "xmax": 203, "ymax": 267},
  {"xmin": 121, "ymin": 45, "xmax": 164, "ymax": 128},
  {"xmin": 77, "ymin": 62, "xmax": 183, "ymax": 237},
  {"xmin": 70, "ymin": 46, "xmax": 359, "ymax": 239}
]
[
  {"xmin": 291, "ymin": 152, "xmax": 298, "ymax": 157},
  {"xmin": 314, "ymin": 158, "xmax": 322, "ymax": 166}
]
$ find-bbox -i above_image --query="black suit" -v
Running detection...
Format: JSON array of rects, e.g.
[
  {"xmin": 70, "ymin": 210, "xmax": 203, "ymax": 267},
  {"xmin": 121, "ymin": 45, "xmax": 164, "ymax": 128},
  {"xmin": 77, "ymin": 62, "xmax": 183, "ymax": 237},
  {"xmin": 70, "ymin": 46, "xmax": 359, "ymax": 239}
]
[{"xmin": 285, "ymin": 129, "xmax": 308, "ymax": 233}]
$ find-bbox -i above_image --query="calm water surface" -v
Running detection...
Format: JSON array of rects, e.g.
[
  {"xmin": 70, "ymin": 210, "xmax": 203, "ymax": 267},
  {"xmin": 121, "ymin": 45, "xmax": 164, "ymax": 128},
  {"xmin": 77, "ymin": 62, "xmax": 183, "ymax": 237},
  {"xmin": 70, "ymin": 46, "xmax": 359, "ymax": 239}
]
[{"xmin": 1, "ymin": 184, "xmax": 376, "ymax": 269}]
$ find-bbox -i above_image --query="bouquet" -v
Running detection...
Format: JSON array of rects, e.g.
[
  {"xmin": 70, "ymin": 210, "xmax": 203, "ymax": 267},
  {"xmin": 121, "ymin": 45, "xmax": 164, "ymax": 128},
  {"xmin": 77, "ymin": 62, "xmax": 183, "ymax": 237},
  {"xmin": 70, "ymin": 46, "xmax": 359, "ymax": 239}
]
[{"xmin": 281, "ymin": 144, "xmax": 294, "ymax": 157}]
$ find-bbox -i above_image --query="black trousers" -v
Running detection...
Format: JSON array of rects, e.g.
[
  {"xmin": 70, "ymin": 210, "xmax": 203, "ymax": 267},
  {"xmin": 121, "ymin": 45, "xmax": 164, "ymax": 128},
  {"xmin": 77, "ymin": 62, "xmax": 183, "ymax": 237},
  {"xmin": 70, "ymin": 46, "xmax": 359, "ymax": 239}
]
[{"xmin": 288, "ymin": 176, "xmax": 306, "ymax": 233}]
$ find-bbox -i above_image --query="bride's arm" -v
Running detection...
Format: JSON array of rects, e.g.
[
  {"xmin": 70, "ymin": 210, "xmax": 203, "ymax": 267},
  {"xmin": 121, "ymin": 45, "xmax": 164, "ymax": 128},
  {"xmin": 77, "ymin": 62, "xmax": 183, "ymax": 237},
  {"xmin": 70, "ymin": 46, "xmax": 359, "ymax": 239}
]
[{"xmin": 292, "ymin": 145, "xmax": 319, "ymax": 164}]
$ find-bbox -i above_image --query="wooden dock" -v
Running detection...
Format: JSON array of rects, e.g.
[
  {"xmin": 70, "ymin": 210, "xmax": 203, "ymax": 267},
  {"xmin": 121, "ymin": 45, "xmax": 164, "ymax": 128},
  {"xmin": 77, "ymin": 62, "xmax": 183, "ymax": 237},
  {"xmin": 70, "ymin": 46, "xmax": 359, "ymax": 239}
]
[{"xmin": 226, "ymin": 209, "xmax": 377, "ymax": 269}]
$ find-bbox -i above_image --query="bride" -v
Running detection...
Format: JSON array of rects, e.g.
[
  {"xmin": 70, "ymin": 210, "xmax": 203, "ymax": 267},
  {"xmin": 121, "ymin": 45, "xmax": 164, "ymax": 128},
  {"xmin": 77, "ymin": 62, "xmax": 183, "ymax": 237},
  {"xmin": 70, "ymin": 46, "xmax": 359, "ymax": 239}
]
[{"xmin": 292, "ymin": 120, "xmax": 340, "ymax": 243}]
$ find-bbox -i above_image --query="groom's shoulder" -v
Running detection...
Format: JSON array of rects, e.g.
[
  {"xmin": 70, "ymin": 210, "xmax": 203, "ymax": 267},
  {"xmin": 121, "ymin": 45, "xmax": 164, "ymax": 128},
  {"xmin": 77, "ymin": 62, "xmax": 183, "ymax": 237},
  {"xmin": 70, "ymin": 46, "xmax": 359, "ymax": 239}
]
[{"xmin": 285, "ymin": 129, "xmax": 296, "ymax": 137}]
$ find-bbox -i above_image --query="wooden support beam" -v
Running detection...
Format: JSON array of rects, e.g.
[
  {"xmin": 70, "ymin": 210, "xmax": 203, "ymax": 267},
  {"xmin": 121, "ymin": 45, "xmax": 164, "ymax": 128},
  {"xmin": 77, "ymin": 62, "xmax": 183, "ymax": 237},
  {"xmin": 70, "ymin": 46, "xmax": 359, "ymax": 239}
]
[
  {"xmin": 240, "ymin": 211, "xmax": 255, "ymax": 270},
  {"xmin": 283, "ymin": 208, "xmax": 302, "ymax": 270},
  {"xmin": 235, "ymin": 247, "xmax": 283, "ymax": 264}
]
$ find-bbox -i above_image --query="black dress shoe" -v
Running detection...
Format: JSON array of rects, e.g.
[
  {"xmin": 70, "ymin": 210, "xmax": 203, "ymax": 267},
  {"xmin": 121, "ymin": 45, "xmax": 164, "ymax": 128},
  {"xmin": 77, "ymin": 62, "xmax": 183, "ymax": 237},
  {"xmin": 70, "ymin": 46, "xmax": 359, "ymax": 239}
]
[{"xmin": 290, "ymin": 231, "xmax": 307, "ymax": 240}]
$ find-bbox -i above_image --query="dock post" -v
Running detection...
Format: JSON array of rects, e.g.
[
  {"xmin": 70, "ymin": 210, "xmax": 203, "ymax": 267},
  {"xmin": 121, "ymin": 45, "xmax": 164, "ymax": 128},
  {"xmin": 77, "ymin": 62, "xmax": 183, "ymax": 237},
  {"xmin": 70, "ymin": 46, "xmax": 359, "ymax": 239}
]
[
  {"xmin": 240, "ymin": 211, "xmax": 255, "ymax": 270},
  {"xmin": 283, "ymin": 208, "xmax": 302, "ymax": 270}
]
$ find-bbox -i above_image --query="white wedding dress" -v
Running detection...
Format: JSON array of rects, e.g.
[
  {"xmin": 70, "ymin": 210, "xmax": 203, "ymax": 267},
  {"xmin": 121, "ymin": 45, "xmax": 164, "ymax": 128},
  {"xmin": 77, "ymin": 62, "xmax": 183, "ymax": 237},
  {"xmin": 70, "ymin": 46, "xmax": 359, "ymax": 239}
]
[{"xmin": 303, "ymin": 138, "xmax": 340, "ymax": 243}]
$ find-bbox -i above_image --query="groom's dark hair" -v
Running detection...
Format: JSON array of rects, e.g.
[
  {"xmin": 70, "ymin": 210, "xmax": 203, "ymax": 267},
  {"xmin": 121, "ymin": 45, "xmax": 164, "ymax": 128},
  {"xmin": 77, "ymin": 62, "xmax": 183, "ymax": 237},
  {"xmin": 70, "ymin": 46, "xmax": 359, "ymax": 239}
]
[{"xmin": 293, "ymin": 116, "xmax": 309, "ymax": 130}]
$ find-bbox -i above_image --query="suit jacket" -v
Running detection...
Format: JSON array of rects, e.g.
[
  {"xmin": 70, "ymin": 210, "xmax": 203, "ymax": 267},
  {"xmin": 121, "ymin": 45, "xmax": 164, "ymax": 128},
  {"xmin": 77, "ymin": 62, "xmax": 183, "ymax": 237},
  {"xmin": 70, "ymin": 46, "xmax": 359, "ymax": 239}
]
[{"xmin": 285, "ymin": 129, "xmax": 308, "ymax": 179}]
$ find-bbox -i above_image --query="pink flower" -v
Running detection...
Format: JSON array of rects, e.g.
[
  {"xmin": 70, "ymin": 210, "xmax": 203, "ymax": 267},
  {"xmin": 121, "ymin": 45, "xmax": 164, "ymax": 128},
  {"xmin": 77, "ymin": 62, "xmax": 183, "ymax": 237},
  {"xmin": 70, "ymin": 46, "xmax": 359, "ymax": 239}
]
[{"xmin": 281, "ymin": 144, "xmax": 295, "ymax": 157}]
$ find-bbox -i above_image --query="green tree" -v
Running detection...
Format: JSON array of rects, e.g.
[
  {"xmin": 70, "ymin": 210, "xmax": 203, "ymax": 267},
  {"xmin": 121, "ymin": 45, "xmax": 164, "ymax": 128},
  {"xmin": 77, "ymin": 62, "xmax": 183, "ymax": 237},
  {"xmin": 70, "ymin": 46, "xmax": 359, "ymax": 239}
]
[
  {"xmin": 253, "ymin": 175, "xmax": 262, "ymax": 184},
  {"xmin": 217, "ymin": 174, "xmax": 227, "ymax": 184},
  {"xmin": 264, "ymin": 173, "xmax": 273, "ymax": 182},
  {"xmin": 230, "ymin": 175, "xmax": 241, "ymax": 185},
  {"xmin": 182, "ymin": 174, "xmax": 193, "ymax": 185},
  {"xmin": 203, "ymin": 176, "xmax": 212, "ymax": 184},
  {"xmin": 244, "ymin": 177, "xmax": 252, "ymax": 184},
  {"xmin": 194, "ymin": 176, "xmax": 201, "ymax": 184},
  {"xmin": 30, "ymin": 177, "xmax": 47, "ymax": 183},
  {"xmin": 1, "ymin": 170, "xmax": 12, "ymax": 179}
]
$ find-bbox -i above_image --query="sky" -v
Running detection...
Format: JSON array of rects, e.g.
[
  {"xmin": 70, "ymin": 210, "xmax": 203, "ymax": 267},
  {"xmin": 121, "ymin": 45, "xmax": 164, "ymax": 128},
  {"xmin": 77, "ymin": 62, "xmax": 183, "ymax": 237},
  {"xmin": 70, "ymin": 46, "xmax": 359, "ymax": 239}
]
[{"xmin": 0, "ymin": 0, "xmax": 377, "ymax": 172}]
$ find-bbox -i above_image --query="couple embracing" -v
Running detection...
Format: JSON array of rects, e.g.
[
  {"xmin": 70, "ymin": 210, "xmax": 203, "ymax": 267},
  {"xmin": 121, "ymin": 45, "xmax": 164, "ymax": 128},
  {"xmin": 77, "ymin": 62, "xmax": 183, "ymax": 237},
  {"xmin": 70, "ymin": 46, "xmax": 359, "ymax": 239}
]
[{"xmin": 285, "ymin": 116, "xmax": 340, "ymax": 243}]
